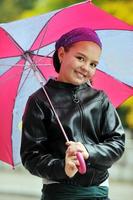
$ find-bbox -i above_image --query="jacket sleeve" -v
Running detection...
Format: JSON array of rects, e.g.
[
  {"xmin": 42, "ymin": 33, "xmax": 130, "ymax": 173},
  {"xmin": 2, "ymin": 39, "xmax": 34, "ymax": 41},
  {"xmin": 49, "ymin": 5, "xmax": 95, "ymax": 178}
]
[
  {"xmin": 20, "ymin": 95, "xmax": 67, "ymax": 180},
  {"xmin": 84, "ymin": 92, "xmax": 125, "ymax": 170}
]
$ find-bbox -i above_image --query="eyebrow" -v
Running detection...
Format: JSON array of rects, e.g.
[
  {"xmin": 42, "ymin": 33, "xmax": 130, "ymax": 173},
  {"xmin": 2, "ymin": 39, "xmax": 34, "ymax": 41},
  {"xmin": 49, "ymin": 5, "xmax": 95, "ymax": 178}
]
[{"xmin": 76, "ymin": 52, "xmax": 99, "ymax": 64}]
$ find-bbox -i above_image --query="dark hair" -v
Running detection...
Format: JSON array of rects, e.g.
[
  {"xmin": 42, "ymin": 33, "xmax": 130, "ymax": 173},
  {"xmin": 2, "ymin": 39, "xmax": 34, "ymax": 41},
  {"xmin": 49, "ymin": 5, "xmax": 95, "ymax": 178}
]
[
  {"xmin": 53, "ymin": 51, "xmax": 61, "ymax": 73},
  {"xmin": 53, "ymin": 46, "xmax": 71, "ymax": 73}
]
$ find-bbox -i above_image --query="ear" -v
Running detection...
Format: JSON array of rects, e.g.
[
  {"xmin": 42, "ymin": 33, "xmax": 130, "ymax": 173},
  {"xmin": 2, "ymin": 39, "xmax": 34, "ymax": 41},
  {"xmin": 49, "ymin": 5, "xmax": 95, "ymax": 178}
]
[{"xmin": 57, "ymin": 47, "xmax": 65, "ymax": 63}]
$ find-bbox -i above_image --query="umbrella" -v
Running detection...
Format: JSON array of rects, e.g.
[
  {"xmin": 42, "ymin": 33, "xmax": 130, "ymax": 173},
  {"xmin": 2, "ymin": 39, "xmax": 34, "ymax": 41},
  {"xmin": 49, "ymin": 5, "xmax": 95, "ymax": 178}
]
[{"xmin": 0, "ymin": 0, "xmax": 133, "ymax": 167}]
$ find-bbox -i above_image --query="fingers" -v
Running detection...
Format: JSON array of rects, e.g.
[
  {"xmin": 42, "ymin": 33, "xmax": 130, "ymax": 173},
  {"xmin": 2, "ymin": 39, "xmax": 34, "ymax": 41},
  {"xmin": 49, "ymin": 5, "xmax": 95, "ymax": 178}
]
[
  {"xmin": 65, "ymin": 141, "xmax": 88, "ymax": 177},
  {"xmin": 66, "ymin": 153, "xmax": 80, "ymax": 166},
  {"xmin": 66, "ymin": 141, "xmax": 81, "ymax": 154},
  {"xmin": 66, "ymin": 141, "xmax": 75, "ymax": 146},
  {"xmin": 66, "ymin": 141, "xmax": 89, "ymax": 160},
  {"xmin": 65, "ymin": 153, "xmax": 79, "ymax": 177}
]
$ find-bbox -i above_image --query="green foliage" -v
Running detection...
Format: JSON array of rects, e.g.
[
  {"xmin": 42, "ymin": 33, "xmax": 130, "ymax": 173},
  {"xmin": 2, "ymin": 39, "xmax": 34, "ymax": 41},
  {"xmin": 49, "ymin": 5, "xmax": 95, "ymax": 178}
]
[
  {"xmin": 119, "ymin": 97, "xmax": 133, "ymax": 129},
  {"xmin": 0, "ymin": 0, "xmax": 36, "ymax": 22},
  {"xmin": 96, "ymin": 1, "xmax": 133, "ymax": 25},
  {"xmin": 19, "ymin": 0, "xmax": 83, "ymax": 19},
  {"xmin": 15, "ymin": 0, "xmax": 36, "ymax": 10},
  {"xmin": 0, "ymin": 0, "xmax": 19, "ymax": 22},
  {"xmin": 1, "ymin": 0, "xmax": 133, "ymax": 25},
  {"xmin": 18, "ymin": 0, "xmax": 133, "ymax": 25},
  {"xmin": 117, "ymin": 106, "xmax": 129, "ymax": 128}
]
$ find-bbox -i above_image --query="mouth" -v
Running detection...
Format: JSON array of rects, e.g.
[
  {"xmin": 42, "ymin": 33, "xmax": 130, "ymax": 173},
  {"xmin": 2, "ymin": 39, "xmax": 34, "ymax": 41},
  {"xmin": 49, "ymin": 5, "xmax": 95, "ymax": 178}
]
[{"xmin": 75, "ymin": 71, "xmax": 87, "ymax": 79}]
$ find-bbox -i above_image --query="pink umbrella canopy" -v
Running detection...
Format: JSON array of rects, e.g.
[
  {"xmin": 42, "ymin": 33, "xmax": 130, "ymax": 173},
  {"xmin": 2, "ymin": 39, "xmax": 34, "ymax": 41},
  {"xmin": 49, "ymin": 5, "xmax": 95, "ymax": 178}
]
[{"xmin": 0, "ymin": 0, "xmax": 133, "ymax": 167}]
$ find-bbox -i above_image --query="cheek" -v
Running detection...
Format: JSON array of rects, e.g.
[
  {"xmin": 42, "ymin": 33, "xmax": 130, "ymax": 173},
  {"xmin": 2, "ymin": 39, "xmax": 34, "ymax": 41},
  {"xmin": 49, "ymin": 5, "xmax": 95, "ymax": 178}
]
[
  {"xmin": 65, "ymin": 60, "xmax": 75, "ymax": 71},
  {"xmin": 89, "ymin": 68, "xmax": 96, "ymax": 77},
  {"xmin": 61, "ymin": 62, "xmax": 72, "ymax": 76}
]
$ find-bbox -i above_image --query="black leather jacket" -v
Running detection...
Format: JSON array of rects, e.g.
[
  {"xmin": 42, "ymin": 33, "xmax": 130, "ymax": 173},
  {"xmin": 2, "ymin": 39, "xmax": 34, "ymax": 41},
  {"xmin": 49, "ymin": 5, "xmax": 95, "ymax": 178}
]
[{"xmin": 21, "ymin": 79, "xmax": 125, "ymax": 186}]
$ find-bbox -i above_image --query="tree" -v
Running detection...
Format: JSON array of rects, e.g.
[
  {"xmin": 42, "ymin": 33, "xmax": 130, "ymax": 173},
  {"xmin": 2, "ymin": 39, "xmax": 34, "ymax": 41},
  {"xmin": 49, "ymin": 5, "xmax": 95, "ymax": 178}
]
[{"xmin": 0, "ymin": 0, "xmax": 36, "ymax": 22}]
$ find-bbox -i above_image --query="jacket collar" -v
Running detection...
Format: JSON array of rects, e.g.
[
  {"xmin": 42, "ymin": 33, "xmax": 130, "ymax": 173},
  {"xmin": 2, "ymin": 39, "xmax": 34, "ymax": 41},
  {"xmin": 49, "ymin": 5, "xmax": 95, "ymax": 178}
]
[{"xmin": 46, "ymin": 78, "xmax": 89, "ymax": 91}]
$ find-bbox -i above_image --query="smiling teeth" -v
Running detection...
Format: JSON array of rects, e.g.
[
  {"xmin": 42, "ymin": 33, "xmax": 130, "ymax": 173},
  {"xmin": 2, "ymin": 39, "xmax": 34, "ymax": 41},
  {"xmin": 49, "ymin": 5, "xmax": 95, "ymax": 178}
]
[{"xmin": 76, "ymin": 72, "xmax": 84, "ymax": 78}]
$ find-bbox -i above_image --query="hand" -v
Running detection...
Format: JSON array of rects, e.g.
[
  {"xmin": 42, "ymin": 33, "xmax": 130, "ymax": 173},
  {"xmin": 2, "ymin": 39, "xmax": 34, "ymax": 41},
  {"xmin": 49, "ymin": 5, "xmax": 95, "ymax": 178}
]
[
  {"xmin": 65, "ymin": 141, "xmax": 89, "ymax": 177},
  {"xmin": 65, "ymin": 150, "xmax": 79, "ymax": 177},
  {"xmin": 66, "ymin": 141, "xmax": 89, "ymax": 160}
]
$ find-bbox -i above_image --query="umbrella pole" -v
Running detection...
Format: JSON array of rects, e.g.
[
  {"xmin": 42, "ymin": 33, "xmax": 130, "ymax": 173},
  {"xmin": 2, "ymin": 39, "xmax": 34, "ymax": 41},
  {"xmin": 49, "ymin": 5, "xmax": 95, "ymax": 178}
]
[
  {"xmin": 23, "ymin": 52, "xmax": 69, "ymax": 142},
  {"xmin": 23, "ymin": 52, "xmax": 86, "ymax": 174},
  {"xmin": 35, "ymin": 72, "xmax": 69, "ymax": 142}
]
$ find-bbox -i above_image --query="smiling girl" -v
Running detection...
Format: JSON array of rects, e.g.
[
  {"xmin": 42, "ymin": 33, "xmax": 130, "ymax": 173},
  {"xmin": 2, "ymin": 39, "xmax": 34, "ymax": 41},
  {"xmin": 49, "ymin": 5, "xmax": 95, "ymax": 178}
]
[{"xmin": 21, "ymin": 27, "xmax": 125, "ymax": 200}]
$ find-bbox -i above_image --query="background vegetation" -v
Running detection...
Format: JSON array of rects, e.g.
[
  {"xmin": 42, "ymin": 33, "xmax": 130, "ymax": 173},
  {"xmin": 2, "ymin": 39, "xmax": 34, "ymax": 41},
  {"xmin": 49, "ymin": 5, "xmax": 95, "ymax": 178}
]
[
  {"xmin": 0, "ymin": 0, "xmax": 133, "ymax": 131},
  {"xmin": 0, "ymin": 0, "xmax": 133, "ymax": 25}
]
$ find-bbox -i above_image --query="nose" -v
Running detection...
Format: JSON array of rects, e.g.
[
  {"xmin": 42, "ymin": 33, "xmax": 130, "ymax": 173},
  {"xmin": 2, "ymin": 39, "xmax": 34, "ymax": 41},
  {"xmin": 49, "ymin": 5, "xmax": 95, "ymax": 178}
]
[{"xmin": 80, "ymin": 63, "xmax": 89, "ymax": 74}]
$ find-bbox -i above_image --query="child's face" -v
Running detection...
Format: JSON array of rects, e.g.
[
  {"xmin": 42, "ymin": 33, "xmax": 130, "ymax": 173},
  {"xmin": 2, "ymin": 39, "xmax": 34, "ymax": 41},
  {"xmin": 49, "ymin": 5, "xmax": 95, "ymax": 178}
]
[{"xmin": 57, "ymin": 41, "xmax": 101, "ymax": 85}]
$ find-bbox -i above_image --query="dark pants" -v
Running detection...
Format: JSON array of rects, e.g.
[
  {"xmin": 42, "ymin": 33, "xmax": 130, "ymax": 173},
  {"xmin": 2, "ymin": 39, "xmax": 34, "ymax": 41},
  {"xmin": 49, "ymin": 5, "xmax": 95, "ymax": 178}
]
[
  {"xmin": 41, "ymin": 193, "xmax": 110, "ymax": 200},
  {"xmin": 41, "ymin": 184, "xmax": 110, "ymax": 200}
]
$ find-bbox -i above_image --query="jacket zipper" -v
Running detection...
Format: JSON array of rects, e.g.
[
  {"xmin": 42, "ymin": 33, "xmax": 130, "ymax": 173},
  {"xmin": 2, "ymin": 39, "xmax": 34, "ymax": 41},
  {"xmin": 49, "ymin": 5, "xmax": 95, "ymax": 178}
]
[
  {"xmin": 72, "ymin": 90, "xmax": 95, "ymax": 185},
  {"xmin": 72, "ymin": 90, "xmax": 84, "ymax": 140}
]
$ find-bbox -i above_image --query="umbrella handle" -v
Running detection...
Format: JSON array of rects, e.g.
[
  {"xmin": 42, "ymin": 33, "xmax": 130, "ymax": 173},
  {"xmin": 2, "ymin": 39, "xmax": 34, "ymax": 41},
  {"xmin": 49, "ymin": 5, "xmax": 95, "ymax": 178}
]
[{"xmin": 76, "ymin": 152, "xmax": 86, "ymax": 174}]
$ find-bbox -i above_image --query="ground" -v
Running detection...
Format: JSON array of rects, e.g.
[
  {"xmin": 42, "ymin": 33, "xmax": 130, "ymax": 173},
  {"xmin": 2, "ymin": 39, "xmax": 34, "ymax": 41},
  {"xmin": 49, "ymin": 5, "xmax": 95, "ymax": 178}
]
[{"xmin": 0, "ymin": 169, "xmax": 133, "ymax": 200}]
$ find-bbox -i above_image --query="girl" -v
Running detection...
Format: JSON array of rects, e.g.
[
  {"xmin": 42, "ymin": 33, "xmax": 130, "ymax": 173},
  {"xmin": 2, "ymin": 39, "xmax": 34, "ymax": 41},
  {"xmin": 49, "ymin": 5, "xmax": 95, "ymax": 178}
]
[{"xmin": 21, "ymin": 27, "xmax": 125, "ymax": 200}]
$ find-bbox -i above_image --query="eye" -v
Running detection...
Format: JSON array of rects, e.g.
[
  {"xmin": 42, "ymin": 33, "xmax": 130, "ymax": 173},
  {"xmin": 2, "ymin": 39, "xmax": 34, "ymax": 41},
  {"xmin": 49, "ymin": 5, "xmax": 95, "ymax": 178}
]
[
  {"xmin": 90, "ymin": 63, "xmax": 97, "ymax": 68},
  {"xmin": 76, "ymin": 56, "xmax": 84, "ymax": 62}
]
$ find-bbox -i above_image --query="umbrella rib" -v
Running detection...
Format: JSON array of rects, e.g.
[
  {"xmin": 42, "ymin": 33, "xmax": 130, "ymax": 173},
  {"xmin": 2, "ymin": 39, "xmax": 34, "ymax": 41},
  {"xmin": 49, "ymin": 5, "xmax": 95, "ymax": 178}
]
[
  {"xmin": 30, "ymin": 2, "xmax": 87, "ymax": 53},
  {"xmin": 23, "ymin": 52, "xmax": 69, "ymax": 142},
  {"xmin": 0, "ymin": 63, "xmax": 52, "ymax": 67},
  {"xmin": 30, "ymin": 10, "xmax": 60, "ymax": 51},
  {"xmin": 1, "ymin": 27, "xmax": 24, "ymax": 54},
  {"xmin": 35, "ymin": 25, "xmax": 49, "ymax": 56},
  {"xmin": 31, "ymin": 0, "xmax": 105, "ymax": 54},
  {"xmin": 16, "ymin": 68, "xmax": 32, "ymax": 96},
  {"xmin": 0, "ymin": 67, "xmax": 30, "ymax": 85},
  {"xmin": 33, "ymin": 50, "xmax": 54, "ymax": 65},
  {"xmin": 0, "ymin": 63, "xmax": 27, "ymax": 67}
]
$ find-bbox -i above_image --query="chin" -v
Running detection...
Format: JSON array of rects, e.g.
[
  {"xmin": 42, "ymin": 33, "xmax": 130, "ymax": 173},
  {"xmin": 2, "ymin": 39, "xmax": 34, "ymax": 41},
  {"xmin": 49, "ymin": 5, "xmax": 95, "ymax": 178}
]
[{"xmin": 72, "ymin": 80, "xmax": 87, "ymax": 85}]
